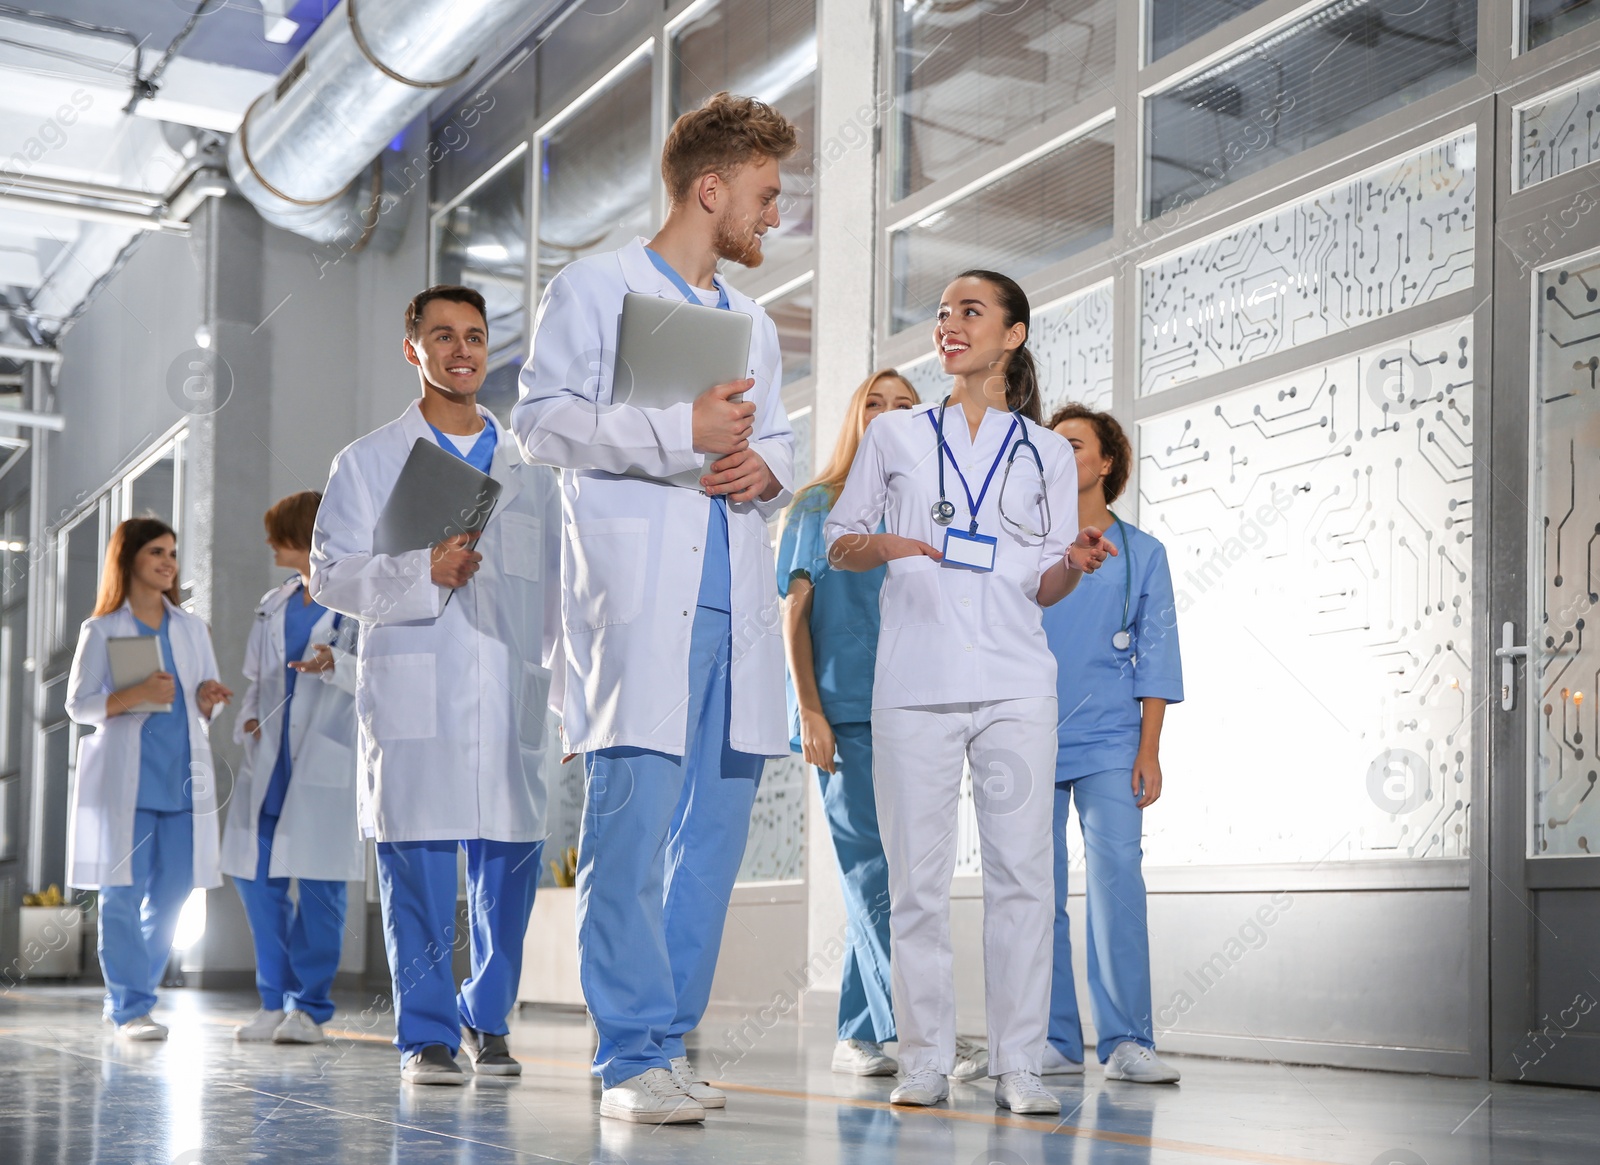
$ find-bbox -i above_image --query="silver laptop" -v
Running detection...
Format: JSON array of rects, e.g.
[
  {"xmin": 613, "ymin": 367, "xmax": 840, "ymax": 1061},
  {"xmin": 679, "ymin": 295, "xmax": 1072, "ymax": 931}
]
[
  {"xmin": 373, "ymin": 438, "xmax": 502, "ymax": 557},
  {"xmin": 613, "ymin": 292, "xmax": 753, "ymax": 490}
]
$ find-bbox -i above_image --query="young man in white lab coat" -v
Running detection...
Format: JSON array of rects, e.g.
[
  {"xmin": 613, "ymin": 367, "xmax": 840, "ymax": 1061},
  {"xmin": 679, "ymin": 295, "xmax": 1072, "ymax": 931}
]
[
  {"xmin": 513, "ymin": 92, "xmax": 796, "ymax": 1124},
  {"xmin": 311, "ymin": 285, "xmax": 562, "ymax": 1086}
]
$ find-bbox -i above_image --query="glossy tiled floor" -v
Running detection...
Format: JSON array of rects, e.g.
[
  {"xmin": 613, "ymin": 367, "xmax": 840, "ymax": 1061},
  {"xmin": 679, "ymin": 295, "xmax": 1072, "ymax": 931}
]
[{"xmin": 1, "ymin": 985, "xmax": 1597, "ymax": 1164}]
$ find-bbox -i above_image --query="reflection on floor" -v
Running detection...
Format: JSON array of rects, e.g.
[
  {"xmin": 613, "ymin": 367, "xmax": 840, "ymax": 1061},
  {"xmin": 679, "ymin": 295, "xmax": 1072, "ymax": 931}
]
[{"xmin": 2, "ymin": 985, "xmax": 1598, "ymax": 1163}]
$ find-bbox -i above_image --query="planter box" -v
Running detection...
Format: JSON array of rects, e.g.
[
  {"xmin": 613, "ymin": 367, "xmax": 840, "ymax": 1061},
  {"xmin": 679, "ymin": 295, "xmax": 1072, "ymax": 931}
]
[
  {"xmin": 518, "ymin": 885, "xmax": 583, "ymax": 1007},
  {"xmin": 19, "ymin": 905, "xmax": 86, "ymax": 979}
]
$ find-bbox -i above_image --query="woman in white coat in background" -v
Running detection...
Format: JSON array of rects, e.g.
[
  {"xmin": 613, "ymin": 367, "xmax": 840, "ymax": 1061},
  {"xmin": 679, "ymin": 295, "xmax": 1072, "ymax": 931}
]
[
  {"xmin": 224, "ymin": 491, "xmax": 363, "ymax": 1046},
  {"xmin": 826, "ymin": 270, "xmax": 1114, "ymax": 1116},
  {"xmin": 66, "ymin": 517, "xmax": 232, "ymax": 1041}
]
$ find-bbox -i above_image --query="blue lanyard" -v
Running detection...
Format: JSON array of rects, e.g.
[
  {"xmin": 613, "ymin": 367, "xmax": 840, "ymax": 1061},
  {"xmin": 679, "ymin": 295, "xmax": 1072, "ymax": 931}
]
[
  {"xmin": 645, "ymin": 247, "xmax": 729, "ymax": 310},
  {"xmin": 927, "ymin": 401, "xmax": 1018, "ymax": 535}
]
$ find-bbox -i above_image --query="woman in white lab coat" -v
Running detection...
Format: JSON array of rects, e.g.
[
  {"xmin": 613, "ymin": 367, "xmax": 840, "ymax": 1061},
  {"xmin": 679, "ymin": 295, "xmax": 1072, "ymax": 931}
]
[
  {"xmin": 826, "ymin": 270, "xmax": 1114, "ymax": 1116},
  {"xmin": 223, "ymin": 491, "xmax": 363, "ymax": 1046},
  {"xmin": 65, "ymin": 517, "xmax": 232, "ymax": 1041}
]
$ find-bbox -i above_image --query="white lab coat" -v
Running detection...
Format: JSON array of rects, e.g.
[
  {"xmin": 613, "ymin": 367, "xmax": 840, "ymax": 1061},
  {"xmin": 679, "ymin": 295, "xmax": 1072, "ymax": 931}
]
[
  {"xmin": 64, "ymin": 599, "xmax": 224, "ymax": 890},
  {"xmin": 512, "ymin": 236, "xmax": 794, "ymax": 755},
  {"xmin": 219, "ymin": 579, "xmax": 363, "ymax": 882},
  {"xmin": 310, "ymin": 401, "xmax": 561, "ymax": 844}
]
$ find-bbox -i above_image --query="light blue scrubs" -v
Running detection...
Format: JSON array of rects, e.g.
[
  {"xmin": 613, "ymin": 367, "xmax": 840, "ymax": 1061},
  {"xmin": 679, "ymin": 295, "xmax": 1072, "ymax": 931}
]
[
  {"xmin": 777, "ymin": 485, "xmax": 894, "ymax": 1044},
  {"xmin": 375, "ymin": 423, "xmax": 545, "ymax": 1057},
  {"xmin": 98, "ymin": 611, "xmax": 195, "ymax": 1023},
  {"xmin": 232, "ymin": 583, "xmax": 348, "ymax": 1024},
  {"xmin": 578, "ymin": 498, "xmax": 764, "ymax": 1087},
  {"xmin": 1042, "ymin": 518, "xmax": 1183, "ymax": 1063}
]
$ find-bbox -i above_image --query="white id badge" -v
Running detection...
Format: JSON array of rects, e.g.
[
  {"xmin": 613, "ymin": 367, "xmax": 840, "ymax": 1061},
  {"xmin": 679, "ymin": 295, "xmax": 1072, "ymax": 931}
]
[{"xmin": 942, "ymin": 528, "xmax": 997, "ymax": 572}]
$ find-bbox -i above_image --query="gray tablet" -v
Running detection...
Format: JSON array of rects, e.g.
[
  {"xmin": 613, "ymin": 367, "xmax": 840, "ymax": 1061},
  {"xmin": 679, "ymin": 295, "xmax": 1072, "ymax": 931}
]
[
  {"xmin": 373, "ymin": 438, "xmax": 502, "ymax": 558},
  {"xmin": 614, "ymin": 292, "xmax": 753, "ymax": 490}
]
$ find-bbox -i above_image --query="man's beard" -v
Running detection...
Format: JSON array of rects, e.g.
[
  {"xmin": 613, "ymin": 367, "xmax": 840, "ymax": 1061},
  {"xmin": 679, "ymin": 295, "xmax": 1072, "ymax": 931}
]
[{"xmin": 713, "ymin": 211, "xmax": 765, "ymax": 268}]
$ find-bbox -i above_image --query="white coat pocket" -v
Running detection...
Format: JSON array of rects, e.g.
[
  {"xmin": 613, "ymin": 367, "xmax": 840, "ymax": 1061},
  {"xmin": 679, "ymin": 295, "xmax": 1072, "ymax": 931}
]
[
  {"xmin": 564, "ymin": 518, "xmax": 648, "ymax": 632},
  {"xmin": 881, "ymin": 556, "xmax": 946, "ymax": 629},
  {"xmin": 363, "ymin": 653, "xmax": 438, "ymax": 741},
  {"xmin": 498, "ymin": 512, "xmax": 544, "ymax": 581}
]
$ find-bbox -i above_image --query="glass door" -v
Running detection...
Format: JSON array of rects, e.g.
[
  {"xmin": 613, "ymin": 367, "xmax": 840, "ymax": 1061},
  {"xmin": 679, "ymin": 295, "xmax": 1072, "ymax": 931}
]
[{"xmin": 1489, "ymin": 168, "xmax": 1600, "ymax": 1086}]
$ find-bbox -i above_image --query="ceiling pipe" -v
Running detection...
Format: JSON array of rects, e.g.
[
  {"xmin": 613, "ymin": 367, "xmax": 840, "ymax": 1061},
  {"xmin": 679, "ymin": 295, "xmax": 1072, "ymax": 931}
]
[
  {"xmin": 227, "ymin": 0, "xmax": 565, "ymax": 247},
  {"xmin": 0, "ymin": 189, "xmax": 192, "ymax": 234}
]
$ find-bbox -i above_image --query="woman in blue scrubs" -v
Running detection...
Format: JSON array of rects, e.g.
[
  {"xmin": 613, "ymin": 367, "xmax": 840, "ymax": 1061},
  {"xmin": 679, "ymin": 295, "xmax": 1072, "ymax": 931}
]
[
  {"xmin": 778, "ymin": 369, "xmax": 920, "ymax": 1078},
  {"xmin": 66, "ymin": 518, "xmax": 231, "ymax": 1040},
  {"xmin": 1041, "ymin": 404, "xmax": 1184, "ymax": 1084}
]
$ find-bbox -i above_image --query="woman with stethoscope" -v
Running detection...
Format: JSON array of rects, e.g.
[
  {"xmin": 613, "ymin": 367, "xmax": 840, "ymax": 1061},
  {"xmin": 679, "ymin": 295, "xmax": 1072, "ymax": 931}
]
[
  {"xmin": 825, "ymin": 270, "xmax": 1116, "ymax": 1116},
  {"xmin": 222, "ymin": 491, "xmax": 364, "ymax": 1046},
  {"xmin": 1038, "ymin": 403, "xmax": 1184, "ymax": 1085},
  {"xmin": 65, "ymin": 518, "xmax": 232, "ymax": 1041}
]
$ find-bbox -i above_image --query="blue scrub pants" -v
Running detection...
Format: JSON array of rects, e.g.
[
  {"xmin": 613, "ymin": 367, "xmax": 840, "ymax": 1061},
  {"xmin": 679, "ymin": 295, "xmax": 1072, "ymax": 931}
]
[
  {"xmin": 232, "ymin": 813, "xmax": 348, "ymax": 1024},
  {"xmin": 375, "ymin": 837, "xmax": 544, "ymax": 1058},
  {"xmin": 1049, "ymin": 766, "xmax": 1155, "ymax": 1063},
  {"xmin": 578, "ymin": 605, "xmax": 764, "ymax": 1087},
  {"xmin": 98, "ymin": 808, "xmax": 193, "ymax": 1024},
  {"xmin": 817, "ymin": 721, "xmax": 895, "ymax": 1044}
]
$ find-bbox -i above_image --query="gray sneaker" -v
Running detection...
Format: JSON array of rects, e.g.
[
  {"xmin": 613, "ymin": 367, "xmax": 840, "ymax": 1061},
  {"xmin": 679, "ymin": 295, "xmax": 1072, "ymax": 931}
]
[
  {"xmin": 461, "ymin": 1025, "xmax": 521, "ymax": 1076},
  {"xmin": 950, "ymin": 1036, "xmax": 988, "ymax": 1082},
  {"xmin": 402, "ymin": 1043, "xmax": 466, "ymax": 1085}
]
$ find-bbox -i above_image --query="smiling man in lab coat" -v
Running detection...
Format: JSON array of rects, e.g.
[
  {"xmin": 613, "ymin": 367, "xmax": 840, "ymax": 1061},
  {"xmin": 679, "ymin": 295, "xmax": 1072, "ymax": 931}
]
[
  {"xmin": 514, "ymin": 92, "xmax": 796, "ymax": 1124},
  {"xmin": 311, "ymin": 285, "xmax": 562, "ymax": 1086}
]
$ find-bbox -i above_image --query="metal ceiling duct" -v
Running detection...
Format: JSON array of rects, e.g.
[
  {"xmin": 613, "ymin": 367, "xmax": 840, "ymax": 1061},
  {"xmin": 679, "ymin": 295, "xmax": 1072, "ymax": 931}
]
[{"xmin": 227, "ymin": 0, "xmax": 560, "ymax": 246}]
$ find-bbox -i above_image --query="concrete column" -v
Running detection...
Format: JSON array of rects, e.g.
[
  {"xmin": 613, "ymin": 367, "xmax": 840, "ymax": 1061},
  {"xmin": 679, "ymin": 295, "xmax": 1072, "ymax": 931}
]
[{"xmin": 800, "ymin": 0, "xmax": 883, "ymax": 1009}]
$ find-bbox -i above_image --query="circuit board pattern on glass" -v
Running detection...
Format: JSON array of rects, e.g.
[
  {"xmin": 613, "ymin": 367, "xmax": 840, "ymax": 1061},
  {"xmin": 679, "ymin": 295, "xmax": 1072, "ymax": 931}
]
[
  {"xmin": 1140, "ymin": 132, "xmax": 1476, "ymax": 397},
  {"xmin": 1532, "ymin": 259, "xmax": 1600, "ymax": 857},
  {"xmin": 1519, "ymin": 72, "xmax": 1600, "ymax": 190},
  {"xmin": 1137, "ymin": 319, "xmax": 1475, "ymax": 863}
]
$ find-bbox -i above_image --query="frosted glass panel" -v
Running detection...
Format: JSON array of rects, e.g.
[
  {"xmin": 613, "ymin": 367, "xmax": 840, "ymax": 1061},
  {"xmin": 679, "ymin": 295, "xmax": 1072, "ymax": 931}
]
[
  {"xmin": 1141, "ymin": 132, "xmax": 1476, "ymax": 396},
  {"xmin": 1139, "ymin": 319, "xmax": 1474, "ymax": 864},
  {"xmin": 1518, "ymin": 74, "xmax": 1600, "ymax": 190},
  {"xmin": 1531, "ymin": 257, "xmax": 1600, "ymax": 857},
  {"xmin": 898, "ymin": 282, "xmax": 1114, "ymax": 415}
]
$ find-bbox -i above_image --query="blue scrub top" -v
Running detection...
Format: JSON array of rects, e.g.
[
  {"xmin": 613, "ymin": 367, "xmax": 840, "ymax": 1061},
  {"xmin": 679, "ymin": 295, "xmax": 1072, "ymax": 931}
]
[
  {"xmin": 132, "ymin": 611, "xmax": 193, "ymax": 812},
  {"xmin": 428, "ymin": 421, "xmax": 497, "ymax": 476},
  {"xmin": 260, "ymin": 583, "xmax": 331, "ymax": 820},
  {"xmin": 776, "ymin": 485, "xmax": 884, "ymax": 739},
  {"xmin": 1043, "ymin": 518, "xmax": 1184, "ymax": 781},
  {"xmin": 697, "ymin": 498, "xmax": 732, "ymax": 612}
]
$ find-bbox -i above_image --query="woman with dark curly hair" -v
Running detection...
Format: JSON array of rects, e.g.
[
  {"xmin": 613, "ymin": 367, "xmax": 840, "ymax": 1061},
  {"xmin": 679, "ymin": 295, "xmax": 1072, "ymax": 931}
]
[{"xmin": 1040, "ymin": 403, "xmax": 1184, "ymax": 1085}]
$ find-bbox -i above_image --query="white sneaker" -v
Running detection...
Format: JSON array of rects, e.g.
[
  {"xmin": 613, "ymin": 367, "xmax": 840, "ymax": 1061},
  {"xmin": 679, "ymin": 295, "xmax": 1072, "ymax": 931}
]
[
  {"xmin": 832, "ymin": 1039, "xmax": 899, "ymax": 1076},
  {"xmin": 600, "ymin": 1067, "xmax": 706, "ymax": 1124},
  {"xmin": 234, "ymin": 1008, "xmax": 284, "ymax": 1042},
  {"xmin": 668, "ymin": 1055, "xmax": 725, "ymax": 1109},
  {"xmin": 1105, "ymin": 1041, "xmax": 1181, "ymax": 1084},
  {"xmin": 1040, "ymin": 1043, "xmax": 1085, "ymax": 1076},
  {"xmin": 995, "ymin": 1070, "xmax": 1060, "ymax": 1115},
  {"xmin": 115, "ymin": 1015, "xmax": 168, "ymax": 1042},
  {"xmin": 890, "ymin": 1067, "xmax": 949, "ymax": 1106},
  {"xmin": 272, "ymin": 1009, "xmax": 325, "ymax": 1044},
  {"xmin": 949, "ymin": 1036, "xmax": 988, "ymax": 1082}
]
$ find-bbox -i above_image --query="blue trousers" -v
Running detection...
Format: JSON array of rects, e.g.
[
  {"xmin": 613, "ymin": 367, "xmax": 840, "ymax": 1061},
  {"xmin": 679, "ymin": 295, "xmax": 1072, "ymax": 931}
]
[
  {"xmin": 98, "ymin": 808, "xmax": 193, "ymax": 1024},
  {"xmin": 232, "ymin": 813, "xmax": 349, "ymax": 1023},
  {"xmin": 578, "ymin": 605, "xmax": 763, "ymax": 1087},
  {"xmin": 817, "ymin": 721, "xmax": 895, "ymax": 1043},
  {"xmin": 375, "ymin": 837, "xmax": 544, "ymax": 1057},
  {"xmin": 1049, "ymin": 767, "xmax": 1155, "ymax": 1063}
]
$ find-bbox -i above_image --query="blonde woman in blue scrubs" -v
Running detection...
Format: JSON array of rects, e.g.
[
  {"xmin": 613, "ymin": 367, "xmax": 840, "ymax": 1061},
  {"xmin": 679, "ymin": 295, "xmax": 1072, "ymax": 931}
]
[
  {"xmin": 780, "ymin": 369, "xmax": 920, "ymax": 1078},
  {"xmin": 1041, "ymin": 404, "xmax": 1184, "ymax": 1084}
]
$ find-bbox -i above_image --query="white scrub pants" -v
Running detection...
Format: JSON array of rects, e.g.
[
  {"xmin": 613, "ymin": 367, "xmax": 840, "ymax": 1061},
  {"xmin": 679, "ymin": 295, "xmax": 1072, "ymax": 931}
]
[{"xmin": 872, "ymin": 697, "xmax": 1057, "ymax": 1079}]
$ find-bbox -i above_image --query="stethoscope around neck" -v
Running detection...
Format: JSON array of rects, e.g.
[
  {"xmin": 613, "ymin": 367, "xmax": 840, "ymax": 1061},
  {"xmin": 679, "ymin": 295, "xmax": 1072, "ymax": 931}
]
[{"xmin": 929, "ymin": 395, "xmax": 1050, "ymax": 541}]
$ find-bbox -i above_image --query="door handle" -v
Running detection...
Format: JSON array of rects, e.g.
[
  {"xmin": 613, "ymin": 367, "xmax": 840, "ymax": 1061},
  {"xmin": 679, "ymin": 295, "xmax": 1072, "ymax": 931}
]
[{"xmin": 1495, "ymin": 620, "xmax": 1529, "ymax": 712}]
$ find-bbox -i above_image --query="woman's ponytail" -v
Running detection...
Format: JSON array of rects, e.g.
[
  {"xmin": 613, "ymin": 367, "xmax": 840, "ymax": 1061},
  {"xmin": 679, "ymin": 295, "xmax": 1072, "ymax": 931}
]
[{"xmin": 958, "ymin": 268, "xmax": 1042, "ymax": 423}]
